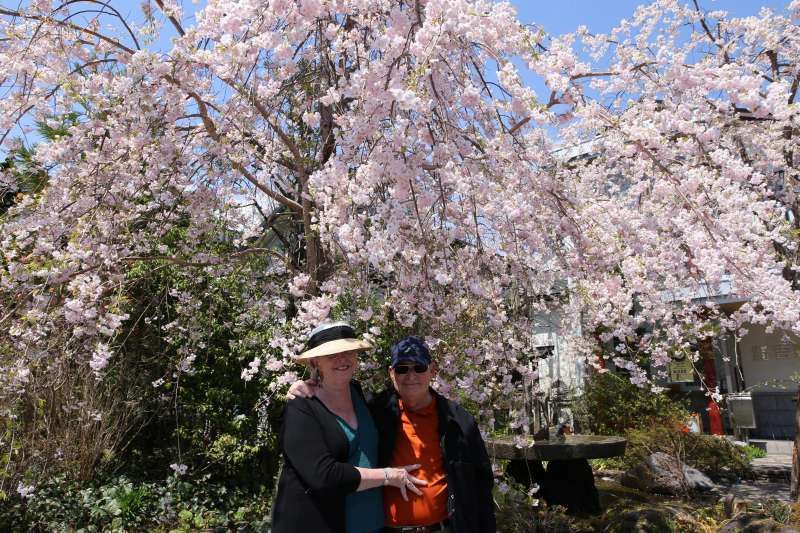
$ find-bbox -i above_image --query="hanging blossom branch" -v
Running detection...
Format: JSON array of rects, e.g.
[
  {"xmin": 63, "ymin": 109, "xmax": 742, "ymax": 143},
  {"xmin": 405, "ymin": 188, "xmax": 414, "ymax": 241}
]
[{"xmin": 1, "ymin": 0, "xmax": 799, "ymax": 455}]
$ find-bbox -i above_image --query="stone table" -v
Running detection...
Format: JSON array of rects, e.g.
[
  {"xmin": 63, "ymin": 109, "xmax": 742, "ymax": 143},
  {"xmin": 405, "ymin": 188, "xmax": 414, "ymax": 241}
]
[{"xmin": 487, "ymin": 435, "xmax": 627, "ymax": 515}]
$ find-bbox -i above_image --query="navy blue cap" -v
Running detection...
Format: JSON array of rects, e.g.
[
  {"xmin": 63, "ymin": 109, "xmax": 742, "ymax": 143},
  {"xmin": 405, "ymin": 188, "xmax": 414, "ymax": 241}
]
[{"xmin": 390, "ymin": 336, "xmax": 431, "ymax": 368}]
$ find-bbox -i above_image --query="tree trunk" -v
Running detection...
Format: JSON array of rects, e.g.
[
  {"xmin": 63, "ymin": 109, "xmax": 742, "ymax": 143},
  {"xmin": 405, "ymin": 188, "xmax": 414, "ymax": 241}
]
[{"xmin": 791, "ymin": 387, "xmax": 800, "ymax": 500}]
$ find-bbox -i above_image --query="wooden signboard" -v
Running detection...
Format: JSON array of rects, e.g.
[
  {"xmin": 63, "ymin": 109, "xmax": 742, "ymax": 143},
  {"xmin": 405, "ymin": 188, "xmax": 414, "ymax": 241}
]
[{"xmin": 667, "ymin": 357, "xmax": 695, "ymax": 383}]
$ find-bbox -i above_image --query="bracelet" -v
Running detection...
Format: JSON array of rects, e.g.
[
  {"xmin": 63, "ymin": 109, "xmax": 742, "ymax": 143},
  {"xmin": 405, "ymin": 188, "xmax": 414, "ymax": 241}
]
[{"xmin": 383, "ymin": 468, "xmax": 389, "ymax": 486}]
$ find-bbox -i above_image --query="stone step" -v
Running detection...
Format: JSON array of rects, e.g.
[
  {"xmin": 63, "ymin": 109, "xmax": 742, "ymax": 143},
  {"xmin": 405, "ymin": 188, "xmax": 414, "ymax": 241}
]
[
  {"xmin": 749, "ymin": 439, "xmax": 794, "ymax": 456},
  {"xmin": 751, "ymin": 457, "xmax": 791, "ymax": 482}
]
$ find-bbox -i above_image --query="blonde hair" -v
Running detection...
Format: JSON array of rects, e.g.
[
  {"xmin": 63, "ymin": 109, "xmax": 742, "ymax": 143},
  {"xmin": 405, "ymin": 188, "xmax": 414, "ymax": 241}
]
[{"xmin": 309, "ymin": 361, "xmax": 323, "ymax": 384}]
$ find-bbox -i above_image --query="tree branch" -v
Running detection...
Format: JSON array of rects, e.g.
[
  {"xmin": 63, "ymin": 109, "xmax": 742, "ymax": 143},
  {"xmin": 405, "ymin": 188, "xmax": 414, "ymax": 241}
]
[
  {"xmin": 153, "ymin": 0, "xmax": 185, "ymax": 37},
  {"xmin": 0, "ymin": 7, "xmax": 136, "ymax": 54}
]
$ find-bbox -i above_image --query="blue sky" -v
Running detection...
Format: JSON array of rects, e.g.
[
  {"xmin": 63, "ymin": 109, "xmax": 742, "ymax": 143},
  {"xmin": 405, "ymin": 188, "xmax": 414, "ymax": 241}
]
[
  {"xmin": 38, "ymin": 0, "xmax": 795, "ymax": 42},
  {"xmin": 512, "ymin": 0, "xmax": 793, "ymax": 35},
  {"xmin": 11, "ymin": 0, "xmax": 788, "ymax": 53},
  {"xmin": 1, "ymin": 0, "xmax": 795, "ymax": 153},
  {"xmin": 1, "ymin": 0, "xmax": 793, "ymax": 38},
  {"xmin": 509, "ymin": 0, "xmax": 796, "ymax": 112}
]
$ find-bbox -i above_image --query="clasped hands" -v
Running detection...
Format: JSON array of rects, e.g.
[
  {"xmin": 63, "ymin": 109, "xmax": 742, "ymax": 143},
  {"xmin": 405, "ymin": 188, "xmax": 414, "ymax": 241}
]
[{"xmin": 384, "ymin": 464, "xmax": 427, "ymax": 500}]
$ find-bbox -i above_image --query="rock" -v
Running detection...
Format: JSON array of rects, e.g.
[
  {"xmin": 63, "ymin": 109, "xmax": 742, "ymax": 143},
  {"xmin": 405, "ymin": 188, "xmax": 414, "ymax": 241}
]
[
  {"xmin": 717, "ymin": 514, "xmax": 798, "ymax": 532},
  {"xmin": 722, "ymin": 494, "xmax": 748, "ymax": 518},
  {"xmin": 603, "ymin": 504, "xmax": 703, "ymax": 532},
  {"xmin": 682, "ymin": 461, "xmax": 715, "ymax": 491},
  {"xmin": 620, "ymin": 452, "xmax": 715, "ymax": 495},
  {"xmin": 604, "ymin": 508, "xmax": 677, "ymax": 532},
  {"xmin": 619, "ymin": 462, "xmax": 658, "ymax": 492}
]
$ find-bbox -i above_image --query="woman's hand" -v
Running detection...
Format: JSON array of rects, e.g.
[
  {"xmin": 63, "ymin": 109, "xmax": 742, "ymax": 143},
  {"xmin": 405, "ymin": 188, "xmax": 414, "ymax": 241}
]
[
  {"xmin": 286, "ymin": 379, "xmax": 319, "ymax": 400},
  {"xmin": 384, "ymin": 464, "xmax": 427, "ymax": 501}
]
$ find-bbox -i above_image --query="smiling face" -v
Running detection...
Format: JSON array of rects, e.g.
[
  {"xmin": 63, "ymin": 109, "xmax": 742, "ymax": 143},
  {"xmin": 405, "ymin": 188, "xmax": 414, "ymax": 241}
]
[
  {"xmin": 389, "ymin": 361, "xmax": 435, "ymax": 404},
  {"xmin": 311, "ymin": 349, "xmax": 359, "ymax": 386}
]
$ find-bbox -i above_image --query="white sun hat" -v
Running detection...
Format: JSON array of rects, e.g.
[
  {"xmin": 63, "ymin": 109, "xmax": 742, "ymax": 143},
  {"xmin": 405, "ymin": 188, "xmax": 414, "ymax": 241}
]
[{"xmin": 296, "ymin": 321, "xmax": 373, "ymax": 361}]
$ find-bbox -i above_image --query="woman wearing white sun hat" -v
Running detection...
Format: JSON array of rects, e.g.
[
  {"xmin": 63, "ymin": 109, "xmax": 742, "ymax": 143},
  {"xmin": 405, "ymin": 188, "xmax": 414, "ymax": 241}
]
[{"xmin": 272, "ymin": 321, "xmax": 427, "ymax": 533}]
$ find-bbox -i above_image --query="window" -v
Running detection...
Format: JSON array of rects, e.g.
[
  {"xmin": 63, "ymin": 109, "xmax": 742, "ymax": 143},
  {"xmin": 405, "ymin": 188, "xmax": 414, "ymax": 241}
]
[{"xmin": 536, "ymin": 345, "xmax": 554, "ymax": 358}]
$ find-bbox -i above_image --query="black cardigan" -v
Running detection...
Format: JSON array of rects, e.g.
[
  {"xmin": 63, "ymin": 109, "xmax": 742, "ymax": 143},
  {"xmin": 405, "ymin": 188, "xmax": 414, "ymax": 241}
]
[{"xmin": 271, "ymin": 384, "xmax": 365, "ymax": 533}]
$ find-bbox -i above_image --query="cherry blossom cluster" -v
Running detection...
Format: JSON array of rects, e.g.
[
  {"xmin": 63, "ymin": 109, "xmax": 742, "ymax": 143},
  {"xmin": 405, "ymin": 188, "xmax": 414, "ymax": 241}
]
[
  {"xmin": 528, "ymin": 0, "xmax": 800, "ymax": 381},
  {"xmin": 1, "ymin": 0, "xmax": 798, "ymax": 439}
]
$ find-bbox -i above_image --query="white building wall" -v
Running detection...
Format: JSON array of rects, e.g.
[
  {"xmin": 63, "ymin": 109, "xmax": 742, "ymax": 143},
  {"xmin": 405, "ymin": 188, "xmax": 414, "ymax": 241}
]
[
  {"xmin": 532, "ymin": 309, "xmax": 585, "ymax": 393},
  {"xmin": 736, "ymin": 324, "xmax": 800, "ymax": 392}
]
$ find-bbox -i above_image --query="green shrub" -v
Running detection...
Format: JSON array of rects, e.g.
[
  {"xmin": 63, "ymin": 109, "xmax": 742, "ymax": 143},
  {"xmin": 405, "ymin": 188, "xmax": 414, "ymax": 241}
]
[
  {"xmin": 759, "ymin": 498, "xmax": 793, "ymax": 524},
  {"xmin": 619, "ymin": 426, "xmax": 752, "ymax": 481},
  {"xmin": 117, "ymin": 244, "xmax": 282, "ymax": 486},
  {"xmin": 742, "ymin": 444, "xmax": 767, "ymax": 461},
  {"xmin": 575, "ymin": 372, "xmax": 754, "ymax": 484},
  {"xmin": 601, "ymin": 501, "xmax": 714, "ymax": 532},
  {"xmin": 494, "ymin": 479, "xmax": 578, "ymax": 533},
  {"xmin": 0, "ymin": 225, "xmax": 284, "ymax": 497},
  {"xmin": 573, "ymin": 371, "xmax": 690, "ymax": 435},
  {"xmin": 0, "ymin": 473, "xmax": 273, "ymax": 532}
]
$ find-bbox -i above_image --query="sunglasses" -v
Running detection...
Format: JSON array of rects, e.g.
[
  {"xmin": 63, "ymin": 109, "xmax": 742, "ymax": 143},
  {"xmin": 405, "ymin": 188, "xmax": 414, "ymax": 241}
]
[{"xmin": 393, "ymin": 363, "xmax": 429, "ymax": 374}]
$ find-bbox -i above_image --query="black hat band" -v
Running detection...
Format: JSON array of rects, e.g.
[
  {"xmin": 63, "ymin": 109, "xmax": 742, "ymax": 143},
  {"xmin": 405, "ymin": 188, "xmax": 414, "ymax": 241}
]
[{"xmin": 306, "ymin": 324, "xmax": 357, "ymax": 350}]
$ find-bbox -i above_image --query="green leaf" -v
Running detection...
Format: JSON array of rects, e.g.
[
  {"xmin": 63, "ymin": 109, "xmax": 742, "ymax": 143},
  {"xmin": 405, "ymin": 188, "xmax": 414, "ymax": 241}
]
[{"xmin": 178, "ymin": 509, "xmax": 193, "ymax": 523}]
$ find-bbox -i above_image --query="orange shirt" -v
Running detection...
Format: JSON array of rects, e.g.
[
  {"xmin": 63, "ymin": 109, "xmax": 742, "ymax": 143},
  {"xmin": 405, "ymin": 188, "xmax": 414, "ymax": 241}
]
[{"xmin": 384, "ymin": 396, "xmax": 449, "ymax": 526}]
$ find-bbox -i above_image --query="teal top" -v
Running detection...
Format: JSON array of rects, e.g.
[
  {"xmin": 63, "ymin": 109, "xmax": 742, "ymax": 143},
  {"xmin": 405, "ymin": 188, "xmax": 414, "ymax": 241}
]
[{"xmin": 335, "ymin": 385, "xmax": 383, "ymax": 533}]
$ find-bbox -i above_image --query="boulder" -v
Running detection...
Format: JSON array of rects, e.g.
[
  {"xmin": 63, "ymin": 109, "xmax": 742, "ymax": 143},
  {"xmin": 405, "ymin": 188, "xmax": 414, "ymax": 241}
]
[{"xmin": 620, "ymin": 452, "xmax": 715, "ymax": 495}]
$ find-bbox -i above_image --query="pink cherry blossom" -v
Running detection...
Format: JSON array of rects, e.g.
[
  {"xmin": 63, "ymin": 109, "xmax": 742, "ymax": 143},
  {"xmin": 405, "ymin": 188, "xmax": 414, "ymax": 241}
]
[{"xmin": 0, "ymin": 0, "xmax": 798, "ymax": 449}]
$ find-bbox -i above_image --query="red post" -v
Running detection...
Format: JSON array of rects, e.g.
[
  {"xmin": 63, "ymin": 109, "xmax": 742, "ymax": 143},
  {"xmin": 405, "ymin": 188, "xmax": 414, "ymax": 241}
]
[{"xmin": 700, "ymin": 338, "xmax": 724, "ymax": 435}]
